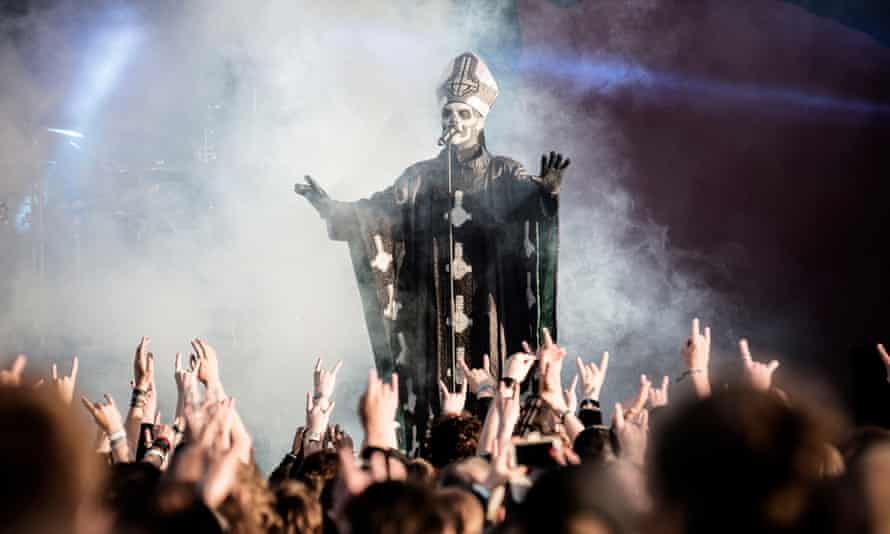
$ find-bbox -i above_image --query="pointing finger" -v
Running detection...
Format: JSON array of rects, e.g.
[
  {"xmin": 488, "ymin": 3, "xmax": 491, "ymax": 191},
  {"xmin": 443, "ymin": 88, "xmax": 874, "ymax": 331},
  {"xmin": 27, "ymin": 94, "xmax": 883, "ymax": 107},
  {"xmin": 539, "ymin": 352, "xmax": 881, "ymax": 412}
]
[
  {"xmin": 542, "ymin": 327, "xmax": 554, "ymax": 348},
  {"xmin": 739, "ymin": 339, "xmax": 752, "ymax": 363},
  {"xmin": 51, "ymin": 363, "xmax": 58, "ymax": 381},
  {"xmin": 879, "ymin": 344, "xmax": 890, "ymax": 366},
  {"xmin": 614, "ymin": 402, "xmax": 625, "ymax": 430},
  {"xmin": 10, "ymin": 355, "xmax": 26, "ymax": 378},
  {"xmin": 691, "ymin": 318, "xmax": 699, "ymax": 339},
  {"xmin": 767, "ymin": 360, "xmax": 780, "ymax": 372},
  {"xmin": 600, "ymin": 351, "xmax": 609, "ymax": 374},
  {"xmin": 314, "ymin": 358, "xmax": 322, "ymax": 373},
  {"xmin": 70, "ymin": 356, "xmax": 79, "ymax": 380},
  {"xmin": 483, "ymin": 354, "xmax": 491, "ymax": 373},
  {"xmin": 175, "ymin": 352, "xmax": 182, "ymax": 373},
  {"xmin": 332, "ymin": 360, "xmax": 343, "ymax": 376}
]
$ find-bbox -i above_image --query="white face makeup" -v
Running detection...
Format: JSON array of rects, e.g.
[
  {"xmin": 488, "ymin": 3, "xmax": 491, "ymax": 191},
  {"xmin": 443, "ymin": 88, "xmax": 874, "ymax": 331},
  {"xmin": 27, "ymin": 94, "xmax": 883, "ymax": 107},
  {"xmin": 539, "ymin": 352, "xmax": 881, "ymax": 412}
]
[{"xmin": 441, "ymin": 102, "xmax": 485, "ymax": 149}]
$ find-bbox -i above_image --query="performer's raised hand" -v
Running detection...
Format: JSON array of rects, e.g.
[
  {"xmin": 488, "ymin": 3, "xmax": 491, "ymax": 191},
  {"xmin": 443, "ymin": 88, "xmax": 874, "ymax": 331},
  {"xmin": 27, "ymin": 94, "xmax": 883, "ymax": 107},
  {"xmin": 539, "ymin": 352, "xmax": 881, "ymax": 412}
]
[
  {"xmin": 294, "ymin": 175, "xmax": 332, "ymax": 215},
  {"xmin": 537, "ymin": 151, "xmax": 571, "ymax": 195}
]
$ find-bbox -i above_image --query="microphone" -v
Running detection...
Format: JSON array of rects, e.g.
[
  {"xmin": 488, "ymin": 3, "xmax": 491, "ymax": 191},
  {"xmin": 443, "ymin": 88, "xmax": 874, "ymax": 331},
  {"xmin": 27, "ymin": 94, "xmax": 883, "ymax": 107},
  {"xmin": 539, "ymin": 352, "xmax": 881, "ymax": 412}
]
[{"xmin": 437, "ymin": 126, "xmax": 460, "ymax": 146}]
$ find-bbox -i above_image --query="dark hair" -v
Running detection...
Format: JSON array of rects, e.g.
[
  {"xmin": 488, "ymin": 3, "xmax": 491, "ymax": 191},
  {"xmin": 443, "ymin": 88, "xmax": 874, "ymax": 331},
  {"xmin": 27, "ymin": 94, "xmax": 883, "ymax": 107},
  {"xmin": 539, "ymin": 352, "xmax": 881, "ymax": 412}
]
[
  {"xmin": 345, "ymin": 480, "xmax": 448, "ymax": 534},
  {"xmin": 572, "ymin": 425, "xmax": 617, "ymax": 464},
  {"xmin": 0, "ymin": 387, "xmax": 103, "ymax": 533},
  {"xmin": 272, "ymin": 480, "xmax": 323, "ymax": 534},
  {"xmin": 427, "ymin": 414, "xmax": 482, "ymax": 468},
  {"xmin": 294, "ymin": 449, "xmax": 340, "ymax": 493},
  {"xmin": 650, "ymin": 388, "xmax": 832, "ymax": 534}
]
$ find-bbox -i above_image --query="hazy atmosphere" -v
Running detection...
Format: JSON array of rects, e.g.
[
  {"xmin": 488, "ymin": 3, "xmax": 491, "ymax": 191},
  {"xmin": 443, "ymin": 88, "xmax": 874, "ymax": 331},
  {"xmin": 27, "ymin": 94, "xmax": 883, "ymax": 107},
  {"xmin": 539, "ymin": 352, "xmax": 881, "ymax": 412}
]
[{"xmin": 2, "ymin": 0, "xmax": 888, "ymax": 468}]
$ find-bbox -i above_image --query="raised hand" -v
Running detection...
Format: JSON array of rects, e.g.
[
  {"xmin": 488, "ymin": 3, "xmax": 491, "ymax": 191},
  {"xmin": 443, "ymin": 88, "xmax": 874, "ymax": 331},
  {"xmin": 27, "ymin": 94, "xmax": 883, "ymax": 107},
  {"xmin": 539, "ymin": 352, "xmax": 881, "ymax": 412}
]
[
  {"xmin": 81, "ymin": 394, "xmax": 125, "ymax": 435},
  {"xmin": 576, "ymin": 351, "xmax": 609, "ymax": 401},
  {"xmin": 192, "ymin": 338, "xmax": 224, "ymax": 397},
  {"xmin": 361, "ymin": 369, "xmax": 399, "ymax": 448},
  {"xmin": 505, "ymin": 351, "xmax": 536, "ymax": 384},
  {"xmin": 294, "ymin": 175, "xmax": 332, "ymax": 215},
  {"xmin": 622, "ymin": 374, "xmax": 651, "ymax": 418},
  {"xmin": 649, "ymin": 376, "xmax": 670, "ymax": 408},
  {"xmin": 0, "ymin": 355, "xmax": 26, "ymax": 387},
  {"xmin": 458, "ymin": 354, "xmax": 496, "ymax": 398},
  {"xmin": 527, "ymin": 327, "xmax": 566, "ymax": 392},
  {"xmin": 681, "ymin": 318, "xmax": 711, "ymax": 397},
  {"xmin": 174, "ymin": 352, "xmax": 199, "ymax": 413},
  {"xmin": 537, "ymin": 151, "xmax": 571, "ymax": 195},
  {"xmin": 682, "ymin": 318, "xmax": 711, "ymax": 370},
  {"xmin": 496, "ymin": 379, "xmax": 521, "ymax": 440},
  {"xmin": 613, "ymin": 402, "xmax": 648, "ymax": 467},
  {"xmin": 313, "ymin": 357, "xmax": 342, "ymax": 410},
  {"xmin": 133, "ymin": 337, "xmax": 154, "ymax": 391},
  {"xmin": 50, "ymin": 356, "xmax": 78, "ymax": 405},
  {"xmin": 564, "ymin": 374, "xmax": 578, "ymax": 414},
  {"xmin": 878, "ymin": 344, "xmax": 890, "ymax": 384},
  {"xmin": 739, "ymin": 339, "xmax": 779, "ymax": 391},
  {"xmin": 305, "ymin": 391, "xmax": 335, "ymax": 441},
  {"xmin": 439, "ymin": 379, "xmax": 467, "ymax": 417}
]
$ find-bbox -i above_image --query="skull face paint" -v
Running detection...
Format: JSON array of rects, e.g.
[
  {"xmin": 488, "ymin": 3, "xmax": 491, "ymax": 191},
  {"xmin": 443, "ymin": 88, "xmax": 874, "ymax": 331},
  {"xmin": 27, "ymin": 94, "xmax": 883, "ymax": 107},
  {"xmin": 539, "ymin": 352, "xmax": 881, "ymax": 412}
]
[{"xmin": 441, "ymin": 102, "xmax": 485, "ymax": 149}]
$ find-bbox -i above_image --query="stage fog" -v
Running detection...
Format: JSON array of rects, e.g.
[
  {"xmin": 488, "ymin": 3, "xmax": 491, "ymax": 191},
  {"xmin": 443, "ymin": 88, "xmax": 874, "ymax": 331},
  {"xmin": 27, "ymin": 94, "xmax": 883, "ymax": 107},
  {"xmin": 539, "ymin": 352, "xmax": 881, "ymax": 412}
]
[{"xmin": 1, "ymin": 0, "xmax": 887, "ymax": 467}]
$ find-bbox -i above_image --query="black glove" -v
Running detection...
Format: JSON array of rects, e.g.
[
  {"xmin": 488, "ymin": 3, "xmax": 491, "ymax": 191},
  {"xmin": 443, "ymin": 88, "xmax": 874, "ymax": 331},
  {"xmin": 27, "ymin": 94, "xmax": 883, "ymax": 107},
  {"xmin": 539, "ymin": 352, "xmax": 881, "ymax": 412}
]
[
  {"xmin": 538, "ymin": 151, "xmax": 571, "ymax": 195},
  {"xmin": 294, "ymin": 175, "xmax": 331, "ymax": 216}
]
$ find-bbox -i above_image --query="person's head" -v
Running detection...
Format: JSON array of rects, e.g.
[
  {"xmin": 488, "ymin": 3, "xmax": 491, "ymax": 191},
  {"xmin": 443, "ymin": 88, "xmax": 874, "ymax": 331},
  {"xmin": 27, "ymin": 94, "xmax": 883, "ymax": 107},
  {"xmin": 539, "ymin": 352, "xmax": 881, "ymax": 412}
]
[
  {"xmin": 272, "ymin": 480, "xmax": 323, "ymax": 534},
  {"xmin": 650, "ymin": 388, "xmax": 835, "ymax": 534},
  {"xmin": 441, "ymin": 103, "xmax": 485, "ymax": 150},
  {"xmin": 406, "ymin": 457, "xmax": 436, "ymax": 485},
  {"xmin": 344, "ymin": 480, "xmax": 449, "ymax": 534},
  {"xmin": 0, "ymin": 386, "xmax": 106, "ymax": 534},
  {"xmin": 427, "ymin": 414, "xmax": 482, "ymax": 468},
  {"xmin": 218, "ymin": 461, "xmax": 281, "ymax": 534},
  {"xmin": 573, "ymin": 426, "xmax": 617, "ymax": 465},
  {"xmin": 437, "ymin": 52, "xmax": 498, "ymax": 150},
  {"xmin": 434, "ymin": 487, "xmax": 484, "ymax": 534},
  {"xmin": 514, "ymin": 464, "xmax": 632, "ymax": 534},
  {"xmin": 294, "ymin": 450, "xmax": 340, "ymax": 493}
]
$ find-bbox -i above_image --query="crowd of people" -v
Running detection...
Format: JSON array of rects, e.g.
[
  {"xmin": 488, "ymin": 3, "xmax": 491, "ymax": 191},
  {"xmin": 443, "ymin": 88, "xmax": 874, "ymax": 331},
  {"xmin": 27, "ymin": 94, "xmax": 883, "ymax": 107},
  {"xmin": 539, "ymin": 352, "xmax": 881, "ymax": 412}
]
[{"xmin": 2, "ymin": 318, "xmax": 890, "ymax": 533}]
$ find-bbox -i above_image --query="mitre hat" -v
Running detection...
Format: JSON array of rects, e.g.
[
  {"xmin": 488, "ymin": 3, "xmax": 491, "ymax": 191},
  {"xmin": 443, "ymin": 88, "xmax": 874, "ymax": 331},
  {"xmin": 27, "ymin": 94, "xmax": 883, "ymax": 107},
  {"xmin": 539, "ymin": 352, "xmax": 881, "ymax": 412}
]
[{"xmin": 437, "ymin": 52, "xmax": 499, "ymax": 117}]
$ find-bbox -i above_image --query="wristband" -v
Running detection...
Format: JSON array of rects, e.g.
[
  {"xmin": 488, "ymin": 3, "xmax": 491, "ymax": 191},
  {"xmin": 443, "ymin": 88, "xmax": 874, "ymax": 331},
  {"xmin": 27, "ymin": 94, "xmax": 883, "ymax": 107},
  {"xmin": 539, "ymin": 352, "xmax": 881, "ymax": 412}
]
[
  {"xmin": 677, "ymin": 369, "xmax": 705, "ymax": 382},
  {"xmin": 144, "ymin": 448, "xmax": 166, "ymax": 462},
  {"xmin": 152, "ymin": 437, "xmax": 171, "ymax": 454},
  {"xmin": 130, "ymin": 389, "xmax": 147, "ymax": 408},
  {"xmin": 476, "ymin": 383, "xmax": 495, "ymax": 396},
  {"xmin": 580, "ymin": 398, "xmax": 600, "ymax": 409},
  {"xmin": 304, "ymin": 431, "xmax": 323, "ymax": 443},
  {"xmin": 108, "ymin": 429, "xmax": 126, "ymax": 444}
]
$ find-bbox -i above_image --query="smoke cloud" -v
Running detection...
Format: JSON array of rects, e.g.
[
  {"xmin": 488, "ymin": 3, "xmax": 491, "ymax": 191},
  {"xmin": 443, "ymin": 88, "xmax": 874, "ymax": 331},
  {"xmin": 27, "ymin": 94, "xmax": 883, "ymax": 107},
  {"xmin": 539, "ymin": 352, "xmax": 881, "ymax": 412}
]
[{"xmin": 3, "ymin": 0, "xmax": 870, "ymax": 467}]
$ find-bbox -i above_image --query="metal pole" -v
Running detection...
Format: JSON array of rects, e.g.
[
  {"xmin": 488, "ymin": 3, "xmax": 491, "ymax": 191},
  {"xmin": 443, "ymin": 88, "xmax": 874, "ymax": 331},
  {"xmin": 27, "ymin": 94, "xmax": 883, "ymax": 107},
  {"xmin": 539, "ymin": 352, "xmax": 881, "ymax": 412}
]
[{"xmin": 446, "ymin": 140, "xmax": 458, "ymax": 391}]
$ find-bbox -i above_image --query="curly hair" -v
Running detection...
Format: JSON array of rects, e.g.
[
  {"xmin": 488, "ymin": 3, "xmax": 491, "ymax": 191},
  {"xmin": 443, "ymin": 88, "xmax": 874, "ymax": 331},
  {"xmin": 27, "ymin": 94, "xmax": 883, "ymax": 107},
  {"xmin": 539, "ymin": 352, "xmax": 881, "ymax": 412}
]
[
  {"xmin": 427, "ymin": 414, "xmax": 482, "ymax": 468},
  {"xmin": 271, "ymin": 480, "xmax": 323, "ymax": 534}
]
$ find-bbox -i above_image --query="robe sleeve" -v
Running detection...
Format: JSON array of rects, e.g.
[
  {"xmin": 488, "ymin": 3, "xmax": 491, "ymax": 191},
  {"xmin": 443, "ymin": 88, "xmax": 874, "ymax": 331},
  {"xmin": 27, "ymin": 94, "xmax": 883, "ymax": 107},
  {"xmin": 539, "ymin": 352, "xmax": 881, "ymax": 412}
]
[{"xmin": 318, "ymin": 166, "xmax": 422, "ymax": 377}]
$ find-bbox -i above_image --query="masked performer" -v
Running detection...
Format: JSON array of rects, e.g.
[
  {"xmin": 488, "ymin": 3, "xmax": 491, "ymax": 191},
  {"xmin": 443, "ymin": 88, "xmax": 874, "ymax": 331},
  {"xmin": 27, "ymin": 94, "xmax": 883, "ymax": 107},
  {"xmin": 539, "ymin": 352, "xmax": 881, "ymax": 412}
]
[{"xmin": 295, "ymin": 52, "xmax": 569, "ymax": 452}]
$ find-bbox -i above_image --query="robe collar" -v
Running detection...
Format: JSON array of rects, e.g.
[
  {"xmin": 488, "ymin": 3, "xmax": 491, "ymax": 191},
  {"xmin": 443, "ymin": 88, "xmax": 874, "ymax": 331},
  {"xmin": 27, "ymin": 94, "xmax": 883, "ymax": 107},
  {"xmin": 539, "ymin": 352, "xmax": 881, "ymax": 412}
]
[{"xmin": 438, "ymin": 142, "xmax": 492, "ymax": 175}]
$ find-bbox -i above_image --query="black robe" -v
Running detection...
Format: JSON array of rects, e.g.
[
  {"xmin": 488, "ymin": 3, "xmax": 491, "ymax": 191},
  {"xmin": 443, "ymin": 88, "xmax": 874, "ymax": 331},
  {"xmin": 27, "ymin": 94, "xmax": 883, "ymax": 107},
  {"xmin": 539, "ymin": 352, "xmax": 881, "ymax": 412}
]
[{"xmin": 324, "ymin": 143, "xmax": 559, "ymax": 453}]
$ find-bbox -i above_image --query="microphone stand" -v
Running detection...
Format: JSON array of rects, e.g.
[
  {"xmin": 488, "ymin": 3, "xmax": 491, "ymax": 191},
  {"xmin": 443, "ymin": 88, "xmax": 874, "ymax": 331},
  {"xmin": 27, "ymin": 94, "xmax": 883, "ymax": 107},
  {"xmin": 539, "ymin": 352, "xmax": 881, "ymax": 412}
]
[{"xmin": 439, "ymin": 127, "xmax": 459, "ymax": 391}]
